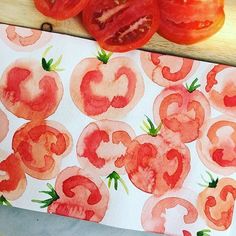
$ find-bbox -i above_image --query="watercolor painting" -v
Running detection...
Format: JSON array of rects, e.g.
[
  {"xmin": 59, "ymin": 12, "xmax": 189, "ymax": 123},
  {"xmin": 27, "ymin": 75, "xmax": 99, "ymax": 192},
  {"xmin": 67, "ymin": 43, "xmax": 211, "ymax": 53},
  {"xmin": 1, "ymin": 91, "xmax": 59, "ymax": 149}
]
[
  {"xmin": 0, "ymin": 151, "xmax": 27, "ymax": 201},
  {"xmin": 0, "ymin": 24, "xmax": 52, "ymax": 51},
  {"xmin": 0, "ymin": 24, "xmax": 236, "ymax": 236},
  {"xmin": 0, "ymin": 109, "xmax": 9, "ymax": 142},
  {"xmin": 125, "ymin": 116, "xmax": 190, "ymax": 196},
  {"xmin": 77, "ymin": 119, "xmax": 135, "ymax": 176},
  {"xmin": 140, "ymin": 52, "xmax": 199, "ymax": 87},
  {"xmin": 153, "ymin": 79, "xmax": 211, "ymax": 143},
  {"xmin": 0, "ymin": 47, "xmax": 63, "ymax": 121},
  {"xmin": 203, "ymin": 65, "xmax": 236, "ymax": 117},
  {"xmin": 34, "ymin": 166, "xmax": 109, "ymax": 222},
  {"xmin": 141, "ymin": 188, "xmax": 199, "ymax": 235},
  {"xmin": 70, "ymin": 51, "xmax": 144, "ymax": 120},
  {"xmin": 12, "ymin": 120, "xmax": 72, "ymax": 180},
  {"xmin": 197, "ymin": 116, "xmax": 236, "ymax": 176}
]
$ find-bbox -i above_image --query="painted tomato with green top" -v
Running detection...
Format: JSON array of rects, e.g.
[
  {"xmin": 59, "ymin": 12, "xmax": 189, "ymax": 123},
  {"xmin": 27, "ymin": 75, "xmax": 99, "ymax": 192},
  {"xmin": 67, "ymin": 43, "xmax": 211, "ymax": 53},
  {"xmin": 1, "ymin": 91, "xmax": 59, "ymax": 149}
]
[
  {"xmin": 70, "ymin": 50, "xmax": 144, "ymax": 120},
  {"xmin": 154, "ymin": 79, "xmax": 211, "ymax": 143},
  {"xmin": 198, "ymin": 173, "xmax": 236, "ymax": 231},
  {"xmin": 0, "ymin": 48, "xmax": 64, "ymax": 120},
  {"xmin": 125, "ymin": 117, "xmax": 190, "ymax": 196},
  {"xmin": 35, "ymin": 166, "xmax": 110, "ymax": 222},
  {"xmin": 158, "ymin": 0, "xmax": 225, "ymax": 44}
]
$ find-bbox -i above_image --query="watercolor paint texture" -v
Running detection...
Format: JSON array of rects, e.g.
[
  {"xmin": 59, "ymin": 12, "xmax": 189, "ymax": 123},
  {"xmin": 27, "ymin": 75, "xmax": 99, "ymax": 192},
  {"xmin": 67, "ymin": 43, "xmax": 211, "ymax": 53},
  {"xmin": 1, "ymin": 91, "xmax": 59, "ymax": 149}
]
[{"xmin": 0, "ymin": 24, "xmax": 236, "ymax": 236}]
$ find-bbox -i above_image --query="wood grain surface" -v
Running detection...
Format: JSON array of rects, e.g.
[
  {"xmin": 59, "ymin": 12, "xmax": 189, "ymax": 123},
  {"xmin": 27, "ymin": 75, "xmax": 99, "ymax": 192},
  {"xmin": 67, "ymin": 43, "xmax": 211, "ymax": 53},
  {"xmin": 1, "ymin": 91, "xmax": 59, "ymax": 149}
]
[{"xmin": 0, "ymin": 0, "xmax": 235, "ymax": 66}]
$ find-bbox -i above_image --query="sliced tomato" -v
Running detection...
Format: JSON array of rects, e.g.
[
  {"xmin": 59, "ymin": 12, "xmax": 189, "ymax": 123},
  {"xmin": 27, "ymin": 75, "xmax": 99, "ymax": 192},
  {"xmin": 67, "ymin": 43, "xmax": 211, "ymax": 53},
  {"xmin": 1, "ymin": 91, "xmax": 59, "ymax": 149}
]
[
  {"xmin": 197, "ymin": 116, "xmax": 236, "ymax": 175},
  {"xmin": 34, "ymin": 0, "xmax": 89, "ymax": 20},
  {"xmin": 141, "ymin": 189, "xmax": 198, "ymax": 235},
  {"xmin": 154, "ymin": 83, "xmax": 211, "ymax": 143},
  {"xmin": 77, "ymin": 119, "xmax": 135, "ymax": 176},
  {"xmin": 158, "ymin": 0, "xmax": 225, "ymax": 44},
  {"xmin": 0, "ymin": 25, "xmax": 52, "ymax": 52},
  {"xmin": 70, "ymin": 56, "xmax": 144, "ymax": 120},
  {"xmin": 48, "ymin": 166, "xmax": 109, "ymax": 222},
  {"xmin": 82, "ymin": 0, "xmax": 160, "ymax": 52},
  {"xmin": 12, "ymin": 120, "xmax": 72, "ymax": 180},
  {"xmin": 140, "ymin": 51, "xmax": 199, "ymax": 87},
  {"xmin": 0, "ymin": 151, "xmax": 27, "ymax": 201},
  {"xmin": 203, "ymin": 65, "xmax": 236, "ymax": 117},
  {"xmin": 125, "ymin": 132, "xmax": 190, "ymax": 196},
  {"xmin": 198, "ymin": 177, "xmax": 236, "ymax": 231},
  {"xmin": 0, "ymin": 59, "xmax": 63, "ymax": 121}
]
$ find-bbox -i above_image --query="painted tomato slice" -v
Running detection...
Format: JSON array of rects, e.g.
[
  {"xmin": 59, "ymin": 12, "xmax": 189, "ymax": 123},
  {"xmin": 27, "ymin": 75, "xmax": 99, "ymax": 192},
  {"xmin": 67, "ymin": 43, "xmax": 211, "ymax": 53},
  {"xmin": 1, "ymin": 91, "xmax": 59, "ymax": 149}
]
[
  {"xmin": 140, "ymin": 51, "xmax": 199, "ymax": 87},
  {"xmin": 125, "ymin": 132, "xmax": 190, "ymax": 196},
  {"xmin": 198, "ymin": 177, "xmax": 236, "ymax": 231},
  {"xmin": 0, "ymin": 109, "xmax": 9, "ymax": 143},
  {"xmin": 82, "ymin": 0, "xmax": 159, "ymax": 52},
  {"xmin": 77, "ymin": 119, "xmax": 135, "ymax": 176},
  {"xmin": 158, "ymin": 0, "xmax": 225, "ymax": 44},
  {"xmin": 182, "ymin": 229, "xmax": 212, "ymax": 236},
  {"xmin": 0, "ymin": 59, "xmax": 63, "ymax": 120},
  {"xmin": 203, "ymin": 65, "xmax": 236, "ymax": 117},
  {"xmin": 70, "ymin": 57, "xmax": 144, "ymax": 120},
  {"xmin": 48, "ymin": 166, "xmax": 109, "ymax": 223},
  {"xmin": 197, "ymin": 116, "xmax": 236, "ymax": 175},
  {"xmin": 0, "ymin": 151, "xmax": 27, "ymax": 201},
  {"xmin": 12, "ymin": 120, "xmax": 72, "ymax": 180},
  {"xmin": 154, "ymin": 83, "xmax": 211, "ymax": 143},
  {"xmin": 142, "ymin": 189, "xmax": 198, "ymax": 235},
  {"xmin": 0, "ymin": 25, "xmax": 52, "ymax": 51},
  {"xmin": 34, "ymin": 0, "xmax": 89, "ymax": 20}
]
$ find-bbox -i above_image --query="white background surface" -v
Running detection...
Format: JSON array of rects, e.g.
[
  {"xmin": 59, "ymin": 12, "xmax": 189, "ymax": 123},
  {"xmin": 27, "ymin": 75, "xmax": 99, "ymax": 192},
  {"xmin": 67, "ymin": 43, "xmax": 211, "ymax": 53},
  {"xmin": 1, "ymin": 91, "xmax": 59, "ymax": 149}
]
[{"xmin": 0, "ymin": 25, "xmax": 236, "ymax": 236}]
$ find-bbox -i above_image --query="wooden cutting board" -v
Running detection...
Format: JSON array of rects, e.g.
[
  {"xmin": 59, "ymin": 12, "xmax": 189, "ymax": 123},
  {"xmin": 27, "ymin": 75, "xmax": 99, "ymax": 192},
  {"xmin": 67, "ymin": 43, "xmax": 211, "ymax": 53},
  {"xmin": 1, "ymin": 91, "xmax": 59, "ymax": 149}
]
[{"xmin": 0, "ymin": 0, "xmax": 236, "ymax": 66}]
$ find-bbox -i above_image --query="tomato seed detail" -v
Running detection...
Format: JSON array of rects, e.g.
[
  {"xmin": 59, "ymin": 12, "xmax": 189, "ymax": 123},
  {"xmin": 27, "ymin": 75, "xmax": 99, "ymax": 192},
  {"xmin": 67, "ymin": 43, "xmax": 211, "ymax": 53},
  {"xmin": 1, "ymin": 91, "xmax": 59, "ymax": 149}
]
[
  {"xmin": 93, "ymin": 5, "xmax": 128, "ymax": 30},
  {"xmin": 106, "ymin": 16, "xmax": 152, "ymax": 45}
]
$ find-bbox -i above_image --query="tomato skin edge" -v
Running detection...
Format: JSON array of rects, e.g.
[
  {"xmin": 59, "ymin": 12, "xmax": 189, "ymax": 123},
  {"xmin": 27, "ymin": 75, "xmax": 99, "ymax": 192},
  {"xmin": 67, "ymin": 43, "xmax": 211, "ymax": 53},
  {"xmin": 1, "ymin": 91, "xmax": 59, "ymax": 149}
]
[
  {"xmin": 82, "ymin": 0, "xmax": 160, "ymax": 52},
  {"xmin": 34, "ymin": 0, "xmax": 89, "ymax": 20},
  {"xmin": 157, "ymin": 11, "xmax": 225, "ymax": 45}
]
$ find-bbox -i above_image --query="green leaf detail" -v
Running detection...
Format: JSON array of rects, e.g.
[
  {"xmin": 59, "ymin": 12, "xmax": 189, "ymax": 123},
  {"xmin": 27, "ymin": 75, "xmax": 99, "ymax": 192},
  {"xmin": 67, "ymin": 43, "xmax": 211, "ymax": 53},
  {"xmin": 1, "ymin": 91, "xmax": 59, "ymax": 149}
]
[
  {"xmin": 141, "ymin": 115, "xmax": 161, "ymax": 137},
  {"xmin": 42, "ymin": 45, "xmax": 53, "ymax": 58},
  {"xmin": 198, "ymin": 171, "xmax": 218, "ymax": 188},
  {"xmin": 41, "ymin": 46, "xmax": 64, "ymax": 72},
  {"xmin": 32, "ymin": 183, "xmax": 59, "ymax": 208},
  {"xmin": 186, "ymin": 78, "xmax": 201, "ymax": 93},
  {"xmin": 197, "ymin": 229, "xmax": 211, "ymax": 236},
  {"xmin": 97, "ymin": 49, "xmax": 113, "ymax": 64},
  {"xmin": 0, "ymin": 195, "xmax": 12, "ymax": 206},
  {"xmin": 106, "ymin": 171, "xmax": 128, "ymax": 194}
]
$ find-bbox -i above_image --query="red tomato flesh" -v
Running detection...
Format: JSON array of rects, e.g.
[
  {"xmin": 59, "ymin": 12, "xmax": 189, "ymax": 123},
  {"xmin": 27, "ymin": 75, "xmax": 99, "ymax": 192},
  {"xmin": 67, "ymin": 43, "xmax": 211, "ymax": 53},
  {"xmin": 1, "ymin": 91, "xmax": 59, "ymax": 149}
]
[
  {"xmin": 158, "ymin": 0, "xmax": 225, "ymax": 44},
  {"xmin": 34, "ymin": 0, "xmax": 89, "ymax": 20},
  {"xmin": 82, "ymin": 0, "xmax": 160, "ymax": 52}
]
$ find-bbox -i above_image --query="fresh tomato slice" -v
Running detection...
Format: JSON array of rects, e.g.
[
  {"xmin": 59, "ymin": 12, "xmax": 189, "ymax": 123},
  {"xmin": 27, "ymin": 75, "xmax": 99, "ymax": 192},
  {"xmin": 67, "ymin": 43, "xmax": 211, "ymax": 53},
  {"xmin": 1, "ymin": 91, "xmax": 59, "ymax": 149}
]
[
  {"xmin": 82, "ymin": 0, "xmax": 160, "ymax": 52},
  {"xmin": 158, "ymin": 0, "xmax": 225, "ymax": 44},
  {"xmin": 34, "ymin": 0, "xmax": 89, "ymax": 20}
]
